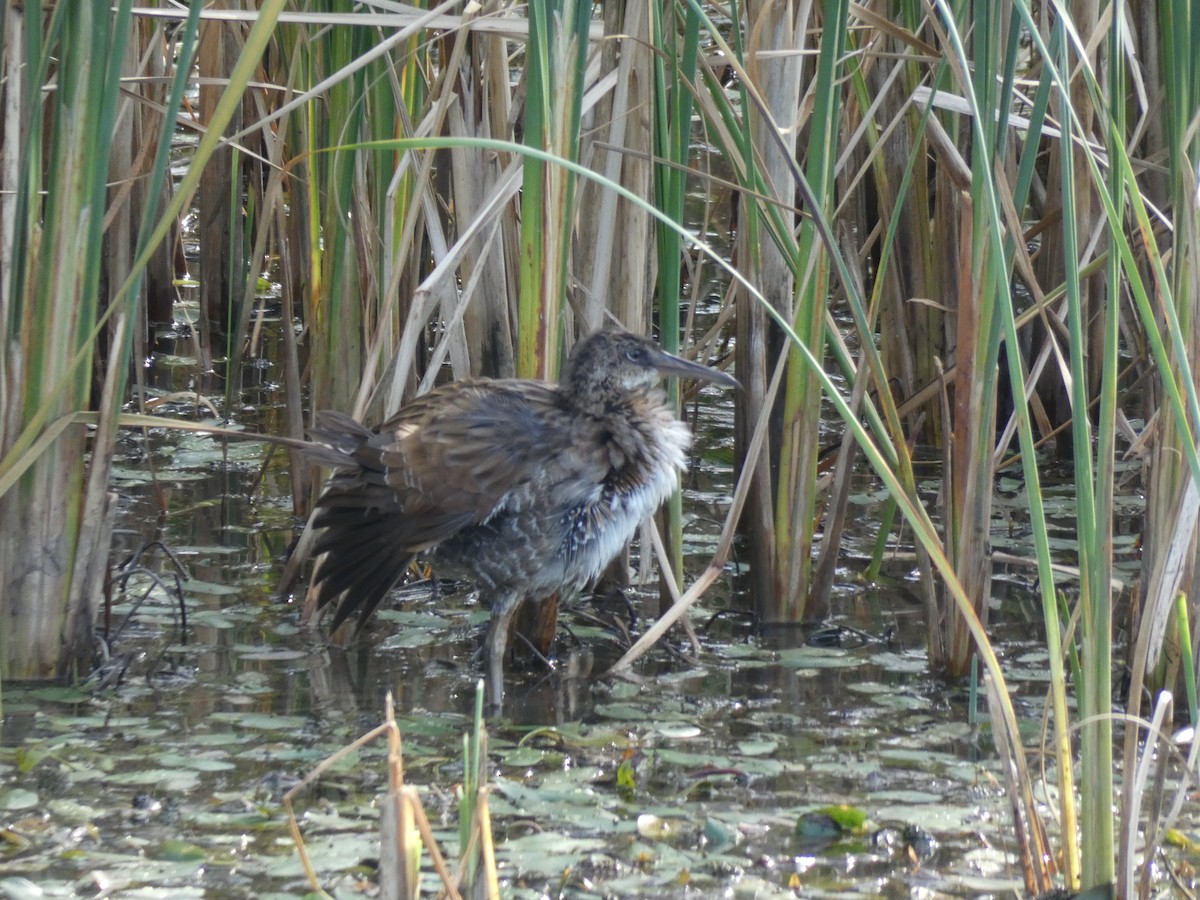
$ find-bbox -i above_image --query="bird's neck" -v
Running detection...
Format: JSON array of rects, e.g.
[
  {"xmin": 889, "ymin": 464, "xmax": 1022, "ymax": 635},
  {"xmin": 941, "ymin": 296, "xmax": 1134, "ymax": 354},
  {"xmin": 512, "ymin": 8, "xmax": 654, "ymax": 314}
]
[
  {"xmin": 588, "ymin": 388, "xmax": 690, "ymax": 485},
  {"xmin": 557, "ymin": 382, "xmax": 658, "ymax": 421}
]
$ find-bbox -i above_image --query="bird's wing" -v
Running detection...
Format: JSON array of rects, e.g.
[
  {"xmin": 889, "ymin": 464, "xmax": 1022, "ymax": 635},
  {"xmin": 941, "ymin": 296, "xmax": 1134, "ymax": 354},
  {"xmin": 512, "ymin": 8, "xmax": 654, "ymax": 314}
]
[
  {"xmin": 378, "ymin": 380, "xmax": 598, "ymax": 542},
  {"xmin": 306, "ymin": 381, "xmax": 608, "ymax": 630}
]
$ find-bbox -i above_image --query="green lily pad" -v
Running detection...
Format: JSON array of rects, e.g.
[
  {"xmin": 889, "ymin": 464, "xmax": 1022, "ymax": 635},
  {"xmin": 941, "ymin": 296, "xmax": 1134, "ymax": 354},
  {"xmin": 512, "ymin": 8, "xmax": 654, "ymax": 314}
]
[
  {"xmin": 159, "ymin": 838, "xmax": 207, "ymax": 861},
  {"xmin": 0, "ymin": 789, "xmax": 39, "ymax": 811},
  {"xmin": 795, "ymin": 804, "xmax": 869, "ymax": 840}
]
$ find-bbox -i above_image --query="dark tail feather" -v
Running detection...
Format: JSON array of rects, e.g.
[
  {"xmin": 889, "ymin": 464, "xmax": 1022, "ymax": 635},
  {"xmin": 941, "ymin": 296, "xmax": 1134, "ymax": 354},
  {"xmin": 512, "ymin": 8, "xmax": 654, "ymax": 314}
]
[
  {"xmin": 313, "ymin": 549, "xmax": 410, "ymax": 633},
  {"xmin": 304, "ymin": 412, "xmax": 409, "ymax": 632},
  {"xmin": 308, "ymin": 505, "xmax": 412, "ymax": 632}
]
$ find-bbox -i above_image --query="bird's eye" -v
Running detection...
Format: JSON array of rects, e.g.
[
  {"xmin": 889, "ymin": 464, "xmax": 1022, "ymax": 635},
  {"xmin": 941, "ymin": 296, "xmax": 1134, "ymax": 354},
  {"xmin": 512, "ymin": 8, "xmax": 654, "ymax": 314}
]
[{"xmin": 625, "ymin": 347, "xmax": 645, "ymax": 364}]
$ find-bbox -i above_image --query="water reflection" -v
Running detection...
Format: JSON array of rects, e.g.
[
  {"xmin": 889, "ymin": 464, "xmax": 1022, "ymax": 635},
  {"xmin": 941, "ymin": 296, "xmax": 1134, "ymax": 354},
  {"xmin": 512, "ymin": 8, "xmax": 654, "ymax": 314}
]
[{"xmin": 0, "ymin": 333, "xmax": 1061, "ymax": 897}]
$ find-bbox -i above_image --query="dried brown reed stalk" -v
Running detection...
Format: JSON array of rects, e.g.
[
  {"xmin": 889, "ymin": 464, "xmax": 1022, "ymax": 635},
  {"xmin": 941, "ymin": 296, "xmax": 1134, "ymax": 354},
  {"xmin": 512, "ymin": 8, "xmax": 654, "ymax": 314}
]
[{"xmin": 284, "ymin": 692, "xmax": 496, "ymax": 899}]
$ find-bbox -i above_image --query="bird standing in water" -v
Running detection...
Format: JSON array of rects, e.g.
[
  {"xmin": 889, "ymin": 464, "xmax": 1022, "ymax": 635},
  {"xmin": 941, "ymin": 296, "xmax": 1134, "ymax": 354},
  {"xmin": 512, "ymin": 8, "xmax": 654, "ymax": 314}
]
[{"xmin": 303, "ymin": 328, "xmax": 736, "ymax": 702}]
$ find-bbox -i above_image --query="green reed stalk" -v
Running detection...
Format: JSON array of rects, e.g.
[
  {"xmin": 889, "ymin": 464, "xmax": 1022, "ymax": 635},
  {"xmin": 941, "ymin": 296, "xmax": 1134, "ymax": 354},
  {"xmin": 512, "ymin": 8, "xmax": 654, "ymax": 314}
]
[
  {"xmin": 650, "ymin": 0, "xmax": 700, "ymax": 586},
  {"xmin": 1006, "ymin": 0, "xmax": 1200, "ymax": 888},
  {"xmin": 291, "ymin": 8, "xmax": 412, "ymax": 421},
  {"xmin": 942, "ymin": 0, "xmax": 1008, "ymax": 678},
  {"xmin": 516, "ymin": 0, "xmax": 549, "ymax": 378},
  {"xmin": 0, "ymin": 0, "xmax": 132, "ymax": 678},
  {"xmin": 517, "ymin": 0, "xmax": 590, "ymax": 380},
  {"xmin": 667, "ymin": 5, "xmax": 1033, "ymax": 786},
  {"xmin": 897, "ymin": 0, "xmax": 944, "ymax": 440},
  {"xmin": 0, "ymin": 0, "xmax": 282, "ymax": 679},
  {"xmin": 772, "ymin": 0, "xmax": 846, "ymax": 617},
  {"xmin": 650, "ymin": 0, "xmax": 699, "ymax": 352},
  {"xmin": 223, "ymin": 144, "xmax": 247, "ymax": 412},
  {"xmin": 1006, "ymin": 15, "xmax": 1081, "ymax": 886},
  {"xmin": 1110, "ymin": 0, "xmax": 1200, "ymax": 891},
  {"xmin": 1053, "ymin": 18, "xmax": 1113, "ymax": 886},
  {"xmin": 459, "ymin": 680, "xmax": 486, "ymax": 890},
  {"xmin": 842, "ymin": 54, "xmax": 931, "ymax": 590},
  {"xmin": 692, "ymin": 0, "xmax": 920, "ymax": 619},
  {"xmin": 310, "ymin": 11, "xmax": 368, "ymax": 414},
  {"xmin": 696, "ymin": 0, "xmax": 786, "ymax": 610},
  {"xmin": 927, "ymin": 3, "xmax": 1072, "ymax": 888},
  {"xmin": 1174, "ymin": 594, "xmax": 1198, "ymax": 727}
]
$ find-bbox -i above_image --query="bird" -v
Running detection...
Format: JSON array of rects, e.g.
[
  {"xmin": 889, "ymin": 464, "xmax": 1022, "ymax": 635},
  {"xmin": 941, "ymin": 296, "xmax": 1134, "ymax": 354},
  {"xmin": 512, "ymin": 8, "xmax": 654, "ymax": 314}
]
[{"xmin": 302, "ymin": 327, "xmax": 736, "ymax": 700}]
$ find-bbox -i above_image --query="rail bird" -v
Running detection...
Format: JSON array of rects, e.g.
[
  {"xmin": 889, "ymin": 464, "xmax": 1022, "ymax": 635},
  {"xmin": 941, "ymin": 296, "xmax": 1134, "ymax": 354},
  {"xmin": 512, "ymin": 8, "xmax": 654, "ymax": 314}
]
[{"xmin": 303, "ymin": 328, "xmax": 736, "ymax": 700}]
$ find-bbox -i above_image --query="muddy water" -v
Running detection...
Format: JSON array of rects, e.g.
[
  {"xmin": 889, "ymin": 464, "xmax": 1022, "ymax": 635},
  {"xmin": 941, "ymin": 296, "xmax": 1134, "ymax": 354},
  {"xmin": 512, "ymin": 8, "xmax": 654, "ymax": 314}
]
[{"xmin": 0, "ymin": 311, "xmax": 1170, "ymax": 899}]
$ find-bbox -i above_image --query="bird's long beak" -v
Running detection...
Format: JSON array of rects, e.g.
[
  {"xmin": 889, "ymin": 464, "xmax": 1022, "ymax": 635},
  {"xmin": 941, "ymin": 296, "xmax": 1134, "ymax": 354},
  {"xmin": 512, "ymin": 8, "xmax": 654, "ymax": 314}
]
[{"xmin": 651, "ymin": 347, "xmax": 739, "ymax": 389}]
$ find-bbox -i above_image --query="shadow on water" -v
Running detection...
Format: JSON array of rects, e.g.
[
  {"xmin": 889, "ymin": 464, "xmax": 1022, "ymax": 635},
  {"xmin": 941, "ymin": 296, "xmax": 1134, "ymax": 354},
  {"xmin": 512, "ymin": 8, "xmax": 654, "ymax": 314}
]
[{"xmin": 0, "ymin": 313, "xmax": 1155, "ymax": 898}]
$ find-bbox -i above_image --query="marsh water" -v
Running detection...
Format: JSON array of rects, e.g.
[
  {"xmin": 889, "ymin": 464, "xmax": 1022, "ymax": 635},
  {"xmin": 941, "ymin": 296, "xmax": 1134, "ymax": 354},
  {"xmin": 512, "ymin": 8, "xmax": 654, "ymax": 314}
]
[{"xmin": 0, "ymin": 304, "xmax": 1175, "ymax": 899}]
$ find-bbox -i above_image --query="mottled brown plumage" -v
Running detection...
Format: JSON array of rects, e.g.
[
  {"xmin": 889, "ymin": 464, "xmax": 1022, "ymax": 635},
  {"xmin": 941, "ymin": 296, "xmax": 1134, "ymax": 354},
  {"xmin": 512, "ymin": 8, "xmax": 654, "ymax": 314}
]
[{"xmin": 304, "ymin": 328, "xmax": 735, "ymax": 692}]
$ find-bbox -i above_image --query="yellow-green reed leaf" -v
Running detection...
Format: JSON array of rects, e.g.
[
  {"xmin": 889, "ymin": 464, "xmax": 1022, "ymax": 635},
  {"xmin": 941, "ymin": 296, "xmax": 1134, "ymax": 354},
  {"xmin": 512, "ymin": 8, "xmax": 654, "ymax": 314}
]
[{"xmin": 0, "ymin": 0, "xmax": 287, "ymax": 497}]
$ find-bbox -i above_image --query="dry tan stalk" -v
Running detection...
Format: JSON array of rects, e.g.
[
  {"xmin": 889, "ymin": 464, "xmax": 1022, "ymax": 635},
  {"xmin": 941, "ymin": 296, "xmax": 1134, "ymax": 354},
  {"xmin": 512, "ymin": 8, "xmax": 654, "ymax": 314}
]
[
  {"xmin": 1133, "ymin": 692, "xmax": 1174, "ymax": 899},
  {"xmin": 647, "ymin": 519, "xmax": 700, "ymax": 658},
  {"xmin": 375, "ymin": 64, "xmax": 622, "ymax": 412},
  {"xmin": 477, "ymin": 786, "xmax": 501, "ymax": 900},
  {"xmin": 283, "ymin": 720, "xmax": 391, "ymax": 897},
  {"xmin": 809, "ymin": 243, "xmax": 869, "ymax": 611},
  {"xmin": 382, "ymin": 162, "xmax": 522, "ymax": 414},
  {"xmin": 984, "ymin": 673, "xmax": 1055, "ymax": 895},
  {"xmin": 132, "ymin": 5, "xmax": 606, "ymax": 41},
  {"xmin": 609, "ymin": 331, "xmax": 786, "ymax": 673},
  {"xmin": 197, "ymin": 4, "xmax": 243, "ymax": 359},
  {"xmin": 576, "ymin": 0, "xmax": 654, "ymax": 332},
  {"xmin": 402, "ymin": 785, "xmax": 463, "ymax": 898},
  {"xmin": 283, "ymin": 696, "xmax": 468, "ymax": 899},
  {"xmin": 448, "ymin": 99, "xmax": 515, "ymax": 377}
]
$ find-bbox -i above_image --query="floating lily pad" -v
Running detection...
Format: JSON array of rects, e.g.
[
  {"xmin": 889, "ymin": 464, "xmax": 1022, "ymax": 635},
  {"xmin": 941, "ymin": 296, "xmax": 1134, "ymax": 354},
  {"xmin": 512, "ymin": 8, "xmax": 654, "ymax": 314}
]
[
  {"xmin": 503, "ymin": 832, "xmax": 611, "ymax": 877},
  {"xmin": 184, "ymin": 579, "xmax": 241, "ymax": 596},
  {"xmin": 206, "ymin": 712, "xmax": 310, "ymax": 731},
  {"xmin": 0, "ymin": 789, "xmax": 39, "ymax": 811},
  {"xmin": 154, "ymin": 752, "xmax": 236, "ymax": 772},
  {"xmin": 158, "ymin": 838, "xmax": 207, "ymax": 861},
  {"xmin": 795, "ymin": 804, "xmax": 869, "ymax": 840},
  {"xmin": 735, "ymin": 738, "xmax": 778, "ymax": 756},
  {"xmin": 107, "ymin": 768, "xmax": 200, "ymax": 791},
  {"xmin": 775, "ymin": 647, "xmax": 859, "ymax": 669},
  {"xmin": 190, "ymin": 611, "xmax": 246, "ymax": 631},
  {"xmin": 656, "ymin": 723, "xmax": 702, "ymax": 739},
  {"xmin": 237, "ymin": 648, "xmax": 309, "ymax": 662},
  {"xmin": 5, "ymin": 685, "xmax": 90, "ymax": 705}
]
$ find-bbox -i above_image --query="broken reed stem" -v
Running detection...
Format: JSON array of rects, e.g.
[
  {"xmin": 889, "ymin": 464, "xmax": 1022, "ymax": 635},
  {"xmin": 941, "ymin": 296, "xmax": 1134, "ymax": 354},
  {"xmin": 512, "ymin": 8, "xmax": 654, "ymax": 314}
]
[{"xmin": 284, "ymin": 693, "xmax": 478, "ymax": 900}]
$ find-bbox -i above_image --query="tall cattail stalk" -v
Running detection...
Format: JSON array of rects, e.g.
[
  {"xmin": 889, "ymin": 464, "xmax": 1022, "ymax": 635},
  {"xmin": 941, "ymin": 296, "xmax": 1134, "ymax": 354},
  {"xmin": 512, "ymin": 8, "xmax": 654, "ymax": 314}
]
[{"xmin": 0, "ymin": 0, "xmax": 283, "ymax": 681}]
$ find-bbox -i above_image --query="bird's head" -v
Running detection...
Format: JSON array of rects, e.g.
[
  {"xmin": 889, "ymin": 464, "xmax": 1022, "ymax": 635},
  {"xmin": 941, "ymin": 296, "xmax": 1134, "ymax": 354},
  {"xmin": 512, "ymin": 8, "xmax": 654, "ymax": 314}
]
[{"xmin": 560, "ymin": 329, "xmax": 737, "ymax": 412}]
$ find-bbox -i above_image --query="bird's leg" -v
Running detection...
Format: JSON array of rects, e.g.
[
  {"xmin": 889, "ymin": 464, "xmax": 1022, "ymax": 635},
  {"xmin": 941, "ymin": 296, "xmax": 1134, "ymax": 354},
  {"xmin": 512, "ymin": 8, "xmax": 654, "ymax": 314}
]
[{"xmin": 484, "ymin": 591, "xmax": 521, "ymax": 713}]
